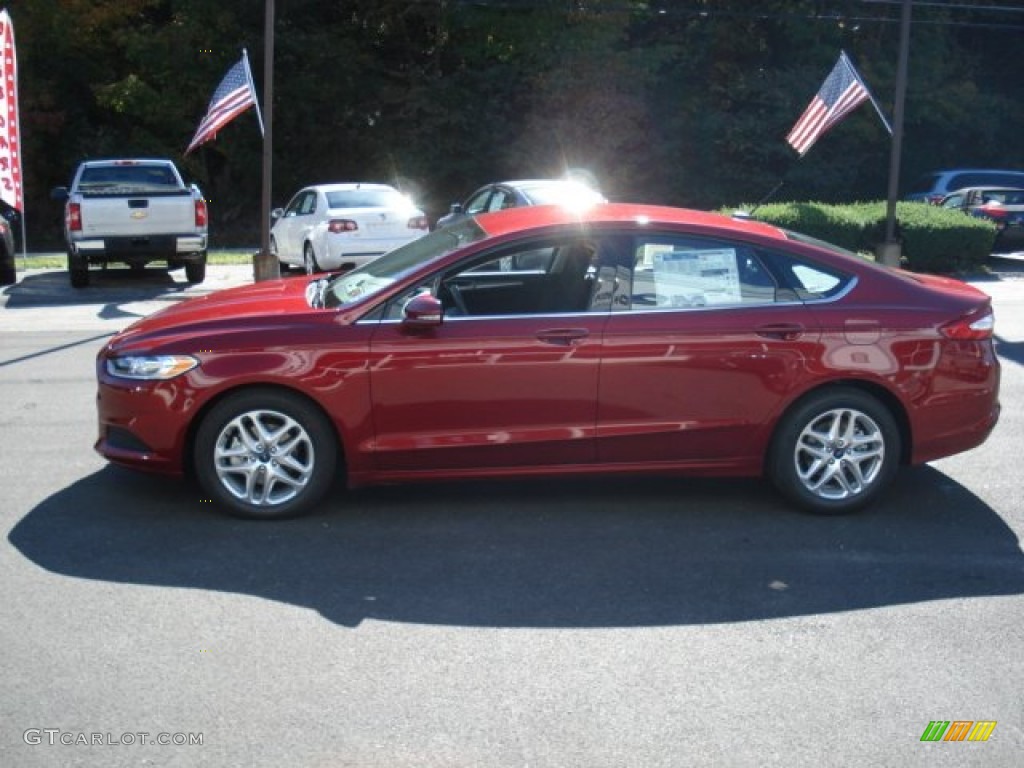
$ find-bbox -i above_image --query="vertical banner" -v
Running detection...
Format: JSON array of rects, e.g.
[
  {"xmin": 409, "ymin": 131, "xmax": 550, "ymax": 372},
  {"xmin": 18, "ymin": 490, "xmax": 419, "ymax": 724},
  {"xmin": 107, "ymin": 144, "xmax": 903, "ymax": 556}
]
[{"xmin": 0, "ymin": 9, "xmax": 22, "ymax": 213}]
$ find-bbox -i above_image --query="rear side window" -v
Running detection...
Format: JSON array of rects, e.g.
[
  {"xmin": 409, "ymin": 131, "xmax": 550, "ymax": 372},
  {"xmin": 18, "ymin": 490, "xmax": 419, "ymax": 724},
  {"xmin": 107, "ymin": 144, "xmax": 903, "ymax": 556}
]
[
  {"xmin": 949, "ymin": 172, "xmax": 1024, "ymax": 190},
  {"xmin": 628, "ymin": 234, "xmax": 780, "ymax": 309},
  {"xmin": 759, "ymin": 250, "xmax": 852, "ymax": 301}
]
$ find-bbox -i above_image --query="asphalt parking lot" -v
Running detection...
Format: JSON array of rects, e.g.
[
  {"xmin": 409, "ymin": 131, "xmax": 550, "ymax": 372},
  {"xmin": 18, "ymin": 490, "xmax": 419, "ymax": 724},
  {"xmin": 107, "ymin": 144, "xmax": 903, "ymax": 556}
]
[{"xmin": 2, "ymin": 258, "xmax": 1023, "ymax": 767}]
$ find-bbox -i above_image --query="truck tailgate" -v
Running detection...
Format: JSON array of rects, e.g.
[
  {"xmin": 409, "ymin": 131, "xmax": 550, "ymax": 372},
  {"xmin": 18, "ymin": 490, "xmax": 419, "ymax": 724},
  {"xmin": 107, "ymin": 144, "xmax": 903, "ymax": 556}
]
[{"xmin": 81, "ymin": 193, "xmax": 196, "ymax": 236}]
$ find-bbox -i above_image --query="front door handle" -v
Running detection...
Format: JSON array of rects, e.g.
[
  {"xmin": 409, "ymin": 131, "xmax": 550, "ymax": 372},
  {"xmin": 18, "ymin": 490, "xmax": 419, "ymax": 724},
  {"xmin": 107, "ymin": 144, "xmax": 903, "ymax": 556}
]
[{"xmin": 536, "ymin": 328, "xmax": 590, "ymax": 346}]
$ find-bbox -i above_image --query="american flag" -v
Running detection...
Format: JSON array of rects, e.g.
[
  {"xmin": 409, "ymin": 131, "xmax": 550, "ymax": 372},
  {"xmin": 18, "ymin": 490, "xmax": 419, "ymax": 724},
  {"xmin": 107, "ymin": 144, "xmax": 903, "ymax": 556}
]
[
  {"xmin": 786, "ymin": 52, "xmax": 870, "ymax": 157},
  {"xmin": 186, "ymin": 56, "xmax": 257, "ymax": 154}
]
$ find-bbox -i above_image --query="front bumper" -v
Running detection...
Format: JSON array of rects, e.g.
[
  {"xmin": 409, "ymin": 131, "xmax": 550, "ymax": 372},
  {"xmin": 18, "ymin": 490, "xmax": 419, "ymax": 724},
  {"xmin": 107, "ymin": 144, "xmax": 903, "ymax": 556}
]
[{"xmin": 94, "ymin": 367, "xmax": 195, "ymax": 476}]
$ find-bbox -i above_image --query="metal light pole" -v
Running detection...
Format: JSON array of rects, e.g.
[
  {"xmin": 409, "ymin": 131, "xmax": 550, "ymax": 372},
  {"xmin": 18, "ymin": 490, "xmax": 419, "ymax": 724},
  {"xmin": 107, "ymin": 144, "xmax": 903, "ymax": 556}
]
[
  {"xmin": 880, "ymin": 0, "xmax": 912, "ymax": 267},
  {"xmin": 254, "ymin": 0, "xmax": 279, "ymax": 281}
]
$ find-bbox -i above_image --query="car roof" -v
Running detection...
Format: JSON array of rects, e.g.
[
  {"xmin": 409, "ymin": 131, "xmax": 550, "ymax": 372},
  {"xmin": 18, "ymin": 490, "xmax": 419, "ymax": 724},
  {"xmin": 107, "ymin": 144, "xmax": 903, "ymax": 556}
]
[{"xmin": 472, "ymin": 203, "xmax": 788, "ymax": 240}]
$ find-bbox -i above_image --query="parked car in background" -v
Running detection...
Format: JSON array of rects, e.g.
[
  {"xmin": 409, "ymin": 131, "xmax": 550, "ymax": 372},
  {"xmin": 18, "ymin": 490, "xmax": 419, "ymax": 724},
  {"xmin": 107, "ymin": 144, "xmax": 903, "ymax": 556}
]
[
  {"xmin": 95, "ymin": 203, "xmax": 999, "ymax": 520},
  {"xmin": 50, "ymin": 158, "xmax": 208, "ymax": 287},
  {"xmin": 939, "ymin": 186, "xmax": 1024, "ymax": 253},
  {"xmin": 0, "ymin": 212, "xmax": 14, "ymax": 286},
  {"xmin": 436, "ymin": 178, "xmax": 607, "ymax": 228},
  {"xmin": 271, "ymin": 183, "xmax": 429, "ymax": 274},
  {"xmin": 906, "ymin": 168, "xmax": 1024, "ymax": 204}
]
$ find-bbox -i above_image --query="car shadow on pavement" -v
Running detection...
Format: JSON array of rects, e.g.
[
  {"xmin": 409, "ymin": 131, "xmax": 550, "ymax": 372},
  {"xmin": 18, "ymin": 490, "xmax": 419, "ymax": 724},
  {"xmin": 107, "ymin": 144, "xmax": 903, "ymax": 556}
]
[
  {"xmin": 995, "ymin": 335, "xmax": 1024, "ymax": 367},
  {"xmin": 1, "ymin": 268, "xmax": 208, "ymax": 311},
  {"xmin": 9, "ymin": 466, "xmax": 1024, "ymax": 629}
]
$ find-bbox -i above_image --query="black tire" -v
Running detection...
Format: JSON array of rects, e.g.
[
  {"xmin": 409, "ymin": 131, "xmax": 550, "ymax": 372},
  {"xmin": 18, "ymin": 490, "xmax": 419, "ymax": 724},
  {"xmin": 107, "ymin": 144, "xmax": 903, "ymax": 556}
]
[
  {"xmin": 68, "ymin": 251, "xmax": 89, "ymax": 288},
  {"xmin": 194, "ymin": 389, "xmax": 338, "ymax": 520},
  {"xmin": 768, "ymin": 387, "xmax": 901, "ymax": 515},
  {"xmin": 0, "ymin": 255, "xmax": 14, "ymax": 286},
  {"xmin": 185, "ymin": 256, "xmax": 206, "ymax": 284},
  {"xmin": 269, "ymin": 236, "xmax": 289, "ymax": 273},
  {"xmin": 303, "ymin": 242, "xmax": 321, "ymax": 275}
]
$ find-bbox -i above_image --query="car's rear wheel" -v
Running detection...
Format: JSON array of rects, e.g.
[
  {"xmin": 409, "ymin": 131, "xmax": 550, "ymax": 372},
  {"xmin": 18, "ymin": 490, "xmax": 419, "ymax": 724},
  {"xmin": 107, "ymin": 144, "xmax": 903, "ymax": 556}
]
[
  {"xmin": 0, "ymin": 253, "xmax": 14, "ymax": 286},
  {"xmin": 68, "ymin": 251, "xmax": 89, "ymax": 288},
  {"xmin": 768, "ymin": 387, "xmax": 900, "ymax": 515},
  {"xmin": 303, "ymin": 242, "xmax": 321, "ymax": 275},
  {"xmin": 194, "ymin": 389, "xmax": 338, "ymax": 519},
  {"xmin": 185, "ymin": 256, "xmax": 206, "ymax": 284}
]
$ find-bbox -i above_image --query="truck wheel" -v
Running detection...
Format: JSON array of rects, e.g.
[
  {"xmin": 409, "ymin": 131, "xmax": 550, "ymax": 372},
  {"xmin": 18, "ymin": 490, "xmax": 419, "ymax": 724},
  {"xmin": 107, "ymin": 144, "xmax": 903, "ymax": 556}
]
[
  {"xmin": 0, "ymin": 254, "xmax": 14, "ymax": 286},
  {"xmin": 185, "ymin": 256, "xmax": 206, "ymax": 284},
  {"xmin": 68, "ymin": 252, "xmax": 89, "ymax": 288}
]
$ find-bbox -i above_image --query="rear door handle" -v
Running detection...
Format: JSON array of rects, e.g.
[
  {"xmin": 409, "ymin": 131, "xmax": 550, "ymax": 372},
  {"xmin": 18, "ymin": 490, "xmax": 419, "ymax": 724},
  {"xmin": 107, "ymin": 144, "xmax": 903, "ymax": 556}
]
[
  {"xmin": 536, "ymin": 328, "xmax": 590, "ymax": 346},
  {"xmin": 756, "ymin": 323, "xmax": 805, "ymax": 341}
]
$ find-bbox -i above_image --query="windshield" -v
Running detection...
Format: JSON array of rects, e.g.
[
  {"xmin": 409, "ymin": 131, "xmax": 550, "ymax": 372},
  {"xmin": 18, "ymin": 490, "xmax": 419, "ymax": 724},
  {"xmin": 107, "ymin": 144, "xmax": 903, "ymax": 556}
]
[
  {"xmin": 523, "ymin": 182, "xmax": 605, "ymax": 206},
  {"xmin": 78, "ymin": 164, "xmax": 181, "ymax": 194},
  {"xmin": 324, "ymin": 218, "xmax": 486, "ymax": 308},
  {"xmin": 325, "ymin": 188, "xmax": 409, "ymax": 209}
]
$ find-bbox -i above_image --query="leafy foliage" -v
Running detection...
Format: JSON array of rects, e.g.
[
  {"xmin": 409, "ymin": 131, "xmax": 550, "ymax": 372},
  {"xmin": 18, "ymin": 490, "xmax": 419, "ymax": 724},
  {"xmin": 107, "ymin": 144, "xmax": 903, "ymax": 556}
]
[
  {"xmin": 9, "ymin": 0, "xmax": 1024, "ymax": 248},
  {"xmin": 736, "ymin": 200, "xmax": 996, "ymax": 272}
]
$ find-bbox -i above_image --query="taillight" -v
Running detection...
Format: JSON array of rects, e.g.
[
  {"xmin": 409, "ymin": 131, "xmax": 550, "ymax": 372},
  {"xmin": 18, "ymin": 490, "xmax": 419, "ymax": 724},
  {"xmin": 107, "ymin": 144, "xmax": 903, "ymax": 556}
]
[
  {"xmin": 328, "ymin": 219, "xmax": 358, "ymax": 233},
  {"xmin": 407, "ymin": 215, "xmax": 429, "ymax": 230},
  {"xmin": 66, "ymin": 202, "xmax": 82, "ymax": 232},
  {"xmin": 974, "ymin": 204, "xmax": 1007, "ymax": 219},
  {"xmin": 940, "ymin": 308, "xmax": 994, "ymax": 340},
  {"xmin": 194, "ymin": 198, "xmax": 208, "ymax": 228}
]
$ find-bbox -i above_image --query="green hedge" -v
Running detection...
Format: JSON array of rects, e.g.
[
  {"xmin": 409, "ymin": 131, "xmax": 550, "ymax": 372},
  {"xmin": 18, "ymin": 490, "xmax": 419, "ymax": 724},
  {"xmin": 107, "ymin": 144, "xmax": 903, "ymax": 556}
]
[{"xmin": 724, "ymin": 201, "xmax": 998, "ymax": 274}]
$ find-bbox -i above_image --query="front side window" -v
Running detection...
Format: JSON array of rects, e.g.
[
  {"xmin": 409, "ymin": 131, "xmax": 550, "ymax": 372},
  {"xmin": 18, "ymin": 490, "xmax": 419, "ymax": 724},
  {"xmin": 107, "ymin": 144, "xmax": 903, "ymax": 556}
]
[
  {"xmin": 951, "ymin": 172, "xmax": 1024, "ymax": 190},
  {"xmin": 464, "ymin": 189, "xmax": 494, "ymax": 215},
  {"xmin": 285, "ymin": 191, "xmax": 313, "ymax": 217},
  {"xmin": 382, "ymin": 235, "xmax": 610, "ymax": 319}
]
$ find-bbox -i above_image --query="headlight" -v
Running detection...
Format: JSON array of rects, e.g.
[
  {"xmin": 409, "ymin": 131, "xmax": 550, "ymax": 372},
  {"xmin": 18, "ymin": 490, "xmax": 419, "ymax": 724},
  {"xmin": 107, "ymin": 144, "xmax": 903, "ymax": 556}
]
[{"xmin": 106, "ymin": 355, "xmax": 199, "ymax": 380}]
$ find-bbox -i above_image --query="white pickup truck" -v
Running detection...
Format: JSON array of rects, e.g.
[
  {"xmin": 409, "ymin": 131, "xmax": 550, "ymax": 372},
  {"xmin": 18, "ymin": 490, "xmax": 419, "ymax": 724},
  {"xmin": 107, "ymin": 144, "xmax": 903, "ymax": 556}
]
[{"xmin": 51, "ymin": 158, "xmax": 208, "ymax": 287}]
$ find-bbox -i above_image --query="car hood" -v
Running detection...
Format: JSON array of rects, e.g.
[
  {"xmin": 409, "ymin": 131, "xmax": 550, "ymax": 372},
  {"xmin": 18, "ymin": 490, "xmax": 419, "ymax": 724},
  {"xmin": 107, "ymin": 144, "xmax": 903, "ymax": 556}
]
[{"xmin": 108, "ymin": 275, "xmax": 324, "ymax": 350}]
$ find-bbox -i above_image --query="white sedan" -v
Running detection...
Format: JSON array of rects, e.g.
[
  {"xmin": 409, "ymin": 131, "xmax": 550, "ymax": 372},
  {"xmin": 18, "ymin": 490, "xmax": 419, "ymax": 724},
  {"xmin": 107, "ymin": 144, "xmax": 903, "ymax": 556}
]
[{"xmin": 271, "ymin": 183, "xmax": 429, "ymax": 273}]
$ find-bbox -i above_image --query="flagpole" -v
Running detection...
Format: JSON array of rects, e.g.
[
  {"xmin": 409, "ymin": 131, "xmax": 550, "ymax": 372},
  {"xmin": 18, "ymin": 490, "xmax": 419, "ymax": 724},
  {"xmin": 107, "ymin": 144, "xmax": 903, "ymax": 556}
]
[
  {"xmin": 881, "ymin": 0, "xmax": 912, "ymax": 266},
  {"xmin": 254, "ymin": 0, "xmax": 279, "ymax": 282},
  {"xmin": 241, "ymin": 48, "xmax": 265, "ymax": 138}
]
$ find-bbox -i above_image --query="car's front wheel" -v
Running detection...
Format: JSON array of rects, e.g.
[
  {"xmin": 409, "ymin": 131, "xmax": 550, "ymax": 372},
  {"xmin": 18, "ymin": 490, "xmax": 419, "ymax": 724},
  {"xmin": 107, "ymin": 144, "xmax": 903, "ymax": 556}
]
[
  {"xmin": 768, "ymin": 387, "xmax": 900, "ymax": 515},
  {"xmin": 194, "ymin": 389, "xmax": 338, "ymax": 519}
]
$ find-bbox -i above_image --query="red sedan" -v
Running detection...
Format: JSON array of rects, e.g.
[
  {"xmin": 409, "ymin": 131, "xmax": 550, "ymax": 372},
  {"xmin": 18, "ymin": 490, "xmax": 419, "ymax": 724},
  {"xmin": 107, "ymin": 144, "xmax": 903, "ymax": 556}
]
[{"xmin": 95, "ymin": 204, "xmax": 1000, "ymax": 519}]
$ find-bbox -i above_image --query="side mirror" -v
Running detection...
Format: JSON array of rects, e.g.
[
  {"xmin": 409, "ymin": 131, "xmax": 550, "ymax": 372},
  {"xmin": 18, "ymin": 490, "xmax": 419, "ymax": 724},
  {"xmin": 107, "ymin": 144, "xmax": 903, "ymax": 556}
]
[
  {"xmin": 271, "ymin": 207, "xmax": 285, "ymax": 222},
  {"xmin": 449, "ymin": 202, "xmax": 464, "ymax": 214},
  {"xmin": 402, "ymin": 293, "xmax": 443, "ymax": 329},
  {"xmin": 51, "ymin": 187, "xmax": 69, "ymax": 202}
]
